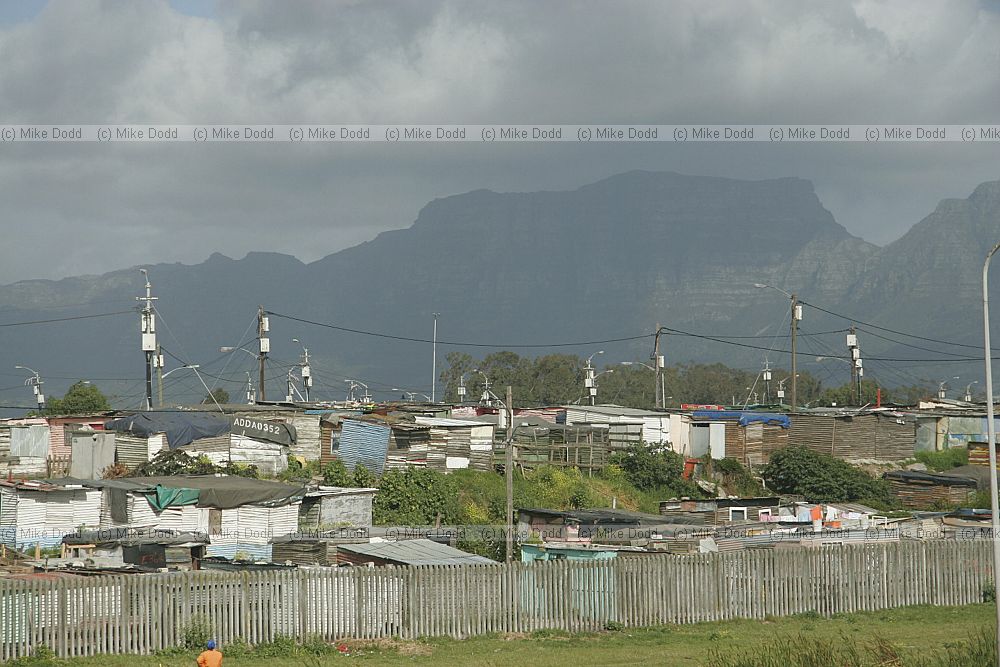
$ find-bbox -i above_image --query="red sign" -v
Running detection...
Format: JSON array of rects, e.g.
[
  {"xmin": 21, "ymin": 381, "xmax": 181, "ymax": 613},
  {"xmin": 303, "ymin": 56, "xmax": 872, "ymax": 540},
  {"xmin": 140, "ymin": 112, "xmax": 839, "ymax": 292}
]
[{"xmin": 680, "ymin": 404, "xmax": 726, "ymax": 411}]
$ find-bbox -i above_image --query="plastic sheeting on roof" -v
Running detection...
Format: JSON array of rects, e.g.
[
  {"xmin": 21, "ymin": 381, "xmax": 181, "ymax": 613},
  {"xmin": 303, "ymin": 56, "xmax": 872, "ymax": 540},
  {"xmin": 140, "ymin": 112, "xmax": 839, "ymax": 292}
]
[
  {"xmin": 692, "ymin": 411, "xmax": 791, "ymax": 428},
  {"xmin": 104, "ymin": 412, "xmax": 231, "ymax": 448}
]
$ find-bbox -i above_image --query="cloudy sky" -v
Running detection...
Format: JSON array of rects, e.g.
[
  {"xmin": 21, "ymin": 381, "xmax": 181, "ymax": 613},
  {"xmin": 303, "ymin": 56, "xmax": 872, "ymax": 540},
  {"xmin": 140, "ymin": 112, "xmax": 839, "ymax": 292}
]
[{"xmin": 0, "ymin": 0, "xmax": 998, "ymax": 284}]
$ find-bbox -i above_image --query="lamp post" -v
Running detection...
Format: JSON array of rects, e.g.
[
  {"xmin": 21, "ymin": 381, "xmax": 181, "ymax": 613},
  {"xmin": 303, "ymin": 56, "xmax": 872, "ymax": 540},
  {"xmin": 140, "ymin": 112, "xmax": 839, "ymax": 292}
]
[
  {"xmin": 584, "ymin": 351, "xmax": 604, "ymax": 406},
  {"xmin": 938, "ymin": 377, "xmax": 960, "ymax": 400},
  {"xmin": 754, "ymin": 284, "xmax": 801, "ymax": 409},
  {"xmin": 981, "ymin": 240, "xmax": 1000, "ymax": 665},
  {"xmin": 14, "ymin": 365, "xmax": 44, "ymax": 411},
  {"xmin": 966, "ymin": 381, "xmax": 980, "ymax": 403}
]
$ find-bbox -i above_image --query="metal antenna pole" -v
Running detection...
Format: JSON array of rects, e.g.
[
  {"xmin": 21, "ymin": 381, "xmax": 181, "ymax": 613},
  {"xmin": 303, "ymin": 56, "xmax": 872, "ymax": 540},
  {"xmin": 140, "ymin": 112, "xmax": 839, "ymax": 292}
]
[
  {"xmin": 790, "ymin": 293, "xmax": 799, "ymax": 410},
  {"xmin": 258, "ymin": 306, "xmax": 268, "ymax": 401},
  {"xmin": 432, "ymin": 313, "xmax": 440, "ymax": 402},
  {"xmin": 981, "ymin": 240, "xmax": 1000, "ymax": 667},
  {"xmin": 505, "ymin": 385, "xmax": 514, "ymax": 564},
  {"xmin": 136, "ymin": 269, "xmax": 158, "ymax": 411}
]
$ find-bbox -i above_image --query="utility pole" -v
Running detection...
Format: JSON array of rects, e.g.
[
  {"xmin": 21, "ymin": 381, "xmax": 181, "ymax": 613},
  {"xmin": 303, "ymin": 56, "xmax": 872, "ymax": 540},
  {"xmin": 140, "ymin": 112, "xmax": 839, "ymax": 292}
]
[
  {"xmin": 585, "ymin": 351, "xmax": 603, "ymax": 406},
  {"xmin": 790, "ymin": 293, "xmax": 800, "ymax": 410},
  {"xmin": 432, "ymin": 313, "xmax": 440, "ymax": 403},
  {"xmin": 136, "ymin": 269, "xmax": 158, "ymax": 411},
  {"xmin": 505, "ymin": 385, "xmax": 514, "ymax": 564},
  {"xmin": 979, "ymin": 240, "xmax": 1000, "ymax": 665},
  {"xmin": 651, "ymin": 324, "xmax": 665, "ymax": 409},
  {"xmin": 15, "ymin": 366, "xmax": 45, "ymax": 411},
  {"xmin": 257, "ymin": 306, "xmax": 269, "ymax": 402},
  {"xmin": 847, "ymin": 326, "xmax": 861, "ymax": 406}
]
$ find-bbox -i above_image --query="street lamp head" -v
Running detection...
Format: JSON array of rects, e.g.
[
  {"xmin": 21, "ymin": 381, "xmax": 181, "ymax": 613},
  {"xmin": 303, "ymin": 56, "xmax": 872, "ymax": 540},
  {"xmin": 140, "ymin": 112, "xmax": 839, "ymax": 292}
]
[{"xmin": 753, "ymin": 283, "xmax": 767, "ymax": 289}]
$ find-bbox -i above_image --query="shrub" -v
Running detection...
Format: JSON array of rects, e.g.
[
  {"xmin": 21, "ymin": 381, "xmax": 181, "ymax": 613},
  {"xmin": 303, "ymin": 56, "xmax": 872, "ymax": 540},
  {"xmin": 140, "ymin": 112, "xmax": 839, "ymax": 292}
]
[
  {"xmin": 181, "ymin": 615, "xmax": 213, "ymax": 650},
  {"xmin": 763, "ymin": 446, "xmax": 897, "ymax": 507}
]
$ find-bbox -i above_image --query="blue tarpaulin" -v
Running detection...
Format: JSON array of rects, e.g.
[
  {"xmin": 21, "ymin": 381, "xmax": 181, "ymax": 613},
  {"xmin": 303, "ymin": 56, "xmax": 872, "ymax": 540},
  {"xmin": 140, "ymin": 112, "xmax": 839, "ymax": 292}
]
[{"xmin": 691, "ymin": 410, "xmax": 791, "ymax": 429}]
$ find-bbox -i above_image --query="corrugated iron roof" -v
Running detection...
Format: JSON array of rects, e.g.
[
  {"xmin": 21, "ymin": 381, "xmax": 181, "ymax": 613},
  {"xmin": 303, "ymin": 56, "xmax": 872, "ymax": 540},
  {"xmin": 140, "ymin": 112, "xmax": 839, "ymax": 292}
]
[{"xmin": 337, "ymin": 539, "xmax": 494, "ymax": 566}]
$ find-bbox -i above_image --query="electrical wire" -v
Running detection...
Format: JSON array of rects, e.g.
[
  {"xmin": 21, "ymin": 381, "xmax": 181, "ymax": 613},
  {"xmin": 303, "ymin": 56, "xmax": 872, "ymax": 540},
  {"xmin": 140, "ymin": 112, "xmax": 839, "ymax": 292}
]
[{"xmin": 0, "ymin": 310, "xmax": 134, "ymax": 327}]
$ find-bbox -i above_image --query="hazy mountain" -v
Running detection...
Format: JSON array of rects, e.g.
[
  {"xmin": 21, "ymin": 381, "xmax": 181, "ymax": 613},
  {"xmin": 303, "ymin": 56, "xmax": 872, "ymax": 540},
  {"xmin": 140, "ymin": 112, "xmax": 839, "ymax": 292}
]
[{"xmin": 0, "ymin": 171, "xmax": 996, "ymax": 409}]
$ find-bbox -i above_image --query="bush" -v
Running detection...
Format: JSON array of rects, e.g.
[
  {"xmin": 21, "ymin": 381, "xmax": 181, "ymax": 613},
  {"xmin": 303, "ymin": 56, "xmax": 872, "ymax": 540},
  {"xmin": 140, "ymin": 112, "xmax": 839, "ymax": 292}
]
[
  {"xmin": 182, "ymin": 615, "xmax": 213, "ymax": 650},
  {"xmin": 763, "ymin": 446, "xmax": 897, "ymax": 507},
  {"xmin": 322, "ymin": 459, "xmax": 351, "ymax": 486}
]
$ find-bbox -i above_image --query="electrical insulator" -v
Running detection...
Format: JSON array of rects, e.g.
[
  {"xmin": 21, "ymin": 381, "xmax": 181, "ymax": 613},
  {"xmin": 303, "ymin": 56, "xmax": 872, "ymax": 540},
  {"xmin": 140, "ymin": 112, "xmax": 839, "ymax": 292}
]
[{"xmin": 259, "ymin": 338, "xmax": 270, "ymax": 353}]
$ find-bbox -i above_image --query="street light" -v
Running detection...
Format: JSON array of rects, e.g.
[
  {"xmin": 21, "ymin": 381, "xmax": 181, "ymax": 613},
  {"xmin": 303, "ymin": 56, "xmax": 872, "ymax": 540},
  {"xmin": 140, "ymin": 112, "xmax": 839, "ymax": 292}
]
[
  {"xmin": 431, "ymin": 313, "xmax": 440, "ymax": 403},
  {"xmin": 754, "ymin": 283, "xmax": 801, "ymax": 409},
  {"xmin": 391, "ymin": 388, "xmax": 431, "ymax": 402},
  {"xmin": 980, "ymin": 240, "xmax": 1000, "ymax": 664},
  {"xmin": 345, "ymin": 379, "xmax": 371, "ymax": 403},
  {"xmin": 161, "ymin": 364, "xmax": 200, "ymax": 379},
  {"xmin": 14, "ymin": 365, "xmax": 44, "ymax": 410},
  {"xmin": 937, "ymin": 376, "xmax": 960, "ymax": 400},
  {"xmin": 473, "ymin": 369, "xmax": 493, "ymax": 406},
  {"xmin": 965, "ymin": 381, "xmax": 980, "ymax": 403}
]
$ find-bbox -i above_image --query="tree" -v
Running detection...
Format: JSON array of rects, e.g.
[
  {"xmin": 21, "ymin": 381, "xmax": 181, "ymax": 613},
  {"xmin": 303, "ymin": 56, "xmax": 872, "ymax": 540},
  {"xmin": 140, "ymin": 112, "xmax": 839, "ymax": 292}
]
[
  {"xmin": 816, "ymin": 379, "xmax": 889, "ymax": 407},
  {"xmin": 43, "ymin": 381, "xmax": 110, "ymax": 415},
  {"xmin": 203, "ymin": 388, "xmax": 230, "ymax": 405}
]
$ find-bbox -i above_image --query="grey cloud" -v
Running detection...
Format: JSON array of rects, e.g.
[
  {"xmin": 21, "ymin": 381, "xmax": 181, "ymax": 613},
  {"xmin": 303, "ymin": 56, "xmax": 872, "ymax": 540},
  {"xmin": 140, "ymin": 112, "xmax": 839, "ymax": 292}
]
[{"xmin": 0, "ymin": 0, "xmax": 998, "ymax": 283}]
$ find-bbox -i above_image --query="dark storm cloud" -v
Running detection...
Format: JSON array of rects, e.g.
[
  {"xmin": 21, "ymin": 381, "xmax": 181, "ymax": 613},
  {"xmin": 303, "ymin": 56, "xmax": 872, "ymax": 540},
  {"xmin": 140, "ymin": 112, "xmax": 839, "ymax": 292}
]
[{"xmin": 0, "ymin": 0, "xmax": 997, "ymax": 283}]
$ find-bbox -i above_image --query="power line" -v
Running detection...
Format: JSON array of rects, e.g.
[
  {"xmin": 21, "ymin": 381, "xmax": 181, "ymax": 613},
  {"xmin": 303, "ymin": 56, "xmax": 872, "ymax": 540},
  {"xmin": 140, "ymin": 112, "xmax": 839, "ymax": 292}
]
[
  {"xmin": 0, "ymin": 310, "xmax": 134, "ymax": 327},
  {"xmin": 798, "ymin": 299, "xmax": 990, "ymax": 351},
  {"xmin": 266, "ymin": 311, "xmax": 654, "ymax": 348}
]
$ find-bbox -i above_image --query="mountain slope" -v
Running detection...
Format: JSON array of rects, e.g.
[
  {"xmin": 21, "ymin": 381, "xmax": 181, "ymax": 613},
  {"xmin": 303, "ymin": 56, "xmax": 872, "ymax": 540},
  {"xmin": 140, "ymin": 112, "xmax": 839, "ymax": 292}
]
[{"xmin": 0, "ymin": 171, "xmax": 994, "ymax": 408}]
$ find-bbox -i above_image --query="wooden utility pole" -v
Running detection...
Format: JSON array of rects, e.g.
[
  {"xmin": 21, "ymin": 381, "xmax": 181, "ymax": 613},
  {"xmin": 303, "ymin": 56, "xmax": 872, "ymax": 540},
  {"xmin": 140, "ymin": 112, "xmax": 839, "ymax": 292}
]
[
  {"xmin": 790, "ymin": 294, "xmax": 799, "ymax": 410},
  {"xmin": 156, "ymin": 344, "xmax": 164, "ymax": 407},
  {"xmin": 505, "ymin": 385, "xmax": 514, "ymax": 564}
]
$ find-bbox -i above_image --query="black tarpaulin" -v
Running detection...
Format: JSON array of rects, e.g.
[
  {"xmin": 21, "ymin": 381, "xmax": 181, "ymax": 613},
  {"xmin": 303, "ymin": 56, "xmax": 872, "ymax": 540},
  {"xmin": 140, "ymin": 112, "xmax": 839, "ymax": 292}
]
[{"xmin": 104, "ymin": 412, "xmax": 231, "ymax": 448}]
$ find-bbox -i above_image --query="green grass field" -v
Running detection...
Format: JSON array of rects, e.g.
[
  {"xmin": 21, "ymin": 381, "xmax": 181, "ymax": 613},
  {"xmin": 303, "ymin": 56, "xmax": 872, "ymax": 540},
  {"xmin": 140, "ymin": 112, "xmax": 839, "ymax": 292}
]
[{"xmin": 11, "ymin": 604, "xmax": 993, "ymax": 667}]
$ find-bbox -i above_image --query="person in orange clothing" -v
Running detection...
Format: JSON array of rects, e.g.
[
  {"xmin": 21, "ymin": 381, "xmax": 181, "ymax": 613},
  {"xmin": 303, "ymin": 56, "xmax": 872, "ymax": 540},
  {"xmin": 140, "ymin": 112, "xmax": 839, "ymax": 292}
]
[{"xmin": 197, "ymin": 639, "xmax": 223, "ymax": 667}]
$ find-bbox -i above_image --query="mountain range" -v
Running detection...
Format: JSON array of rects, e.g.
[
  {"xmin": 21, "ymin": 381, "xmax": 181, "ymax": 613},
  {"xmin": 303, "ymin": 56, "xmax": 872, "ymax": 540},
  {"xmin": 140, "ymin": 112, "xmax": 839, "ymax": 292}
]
[{"xmin": 1, "ymin": 170, "xmax": 997, "ymax": 409}]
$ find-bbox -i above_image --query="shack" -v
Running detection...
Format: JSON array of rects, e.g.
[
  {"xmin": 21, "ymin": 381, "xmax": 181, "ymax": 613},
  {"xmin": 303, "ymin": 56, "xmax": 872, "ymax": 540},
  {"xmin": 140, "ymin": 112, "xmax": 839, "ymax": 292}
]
[
  {"xmin": 0, "ymin": 479, "xmax": 102, "ymax": 549},
  {"xmin": 62, "ymin": 528, "xmax": 209, "ymax": 570},
  {"xmin": 298, "ymin": 486, "xmax": 377, "ymax": 530},
  {"xmin": 789, "ymin": 410, "xmax": 917, "ymax": 462},
  {"xmin": 884, "ymin": 469, "xmax": 979, "ymax": 509}
]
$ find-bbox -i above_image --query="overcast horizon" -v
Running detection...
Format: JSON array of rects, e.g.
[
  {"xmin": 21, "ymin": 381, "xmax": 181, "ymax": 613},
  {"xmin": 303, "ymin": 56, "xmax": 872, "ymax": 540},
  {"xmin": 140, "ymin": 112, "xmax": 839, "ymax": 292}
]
[{"xmin": 1, "ymin": 0, "xmax": 999, "ymax": 284}]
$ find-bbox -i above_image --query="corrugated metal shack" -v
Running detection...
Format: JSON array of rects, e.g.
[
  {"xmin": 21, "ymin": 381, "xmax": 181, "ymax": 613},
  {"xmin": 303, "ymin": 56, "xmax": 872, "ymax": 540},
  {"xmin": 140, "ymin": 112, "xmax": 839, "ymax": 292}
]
[
  {"xmin": 0, "ymin": 424, "xmax": 50, "ymax": 477},
  {"xmin": 689, "ymin": 411, "xmax": 790, "ymax": 466},
  {"xmin": 334, "ymin": 539, "xmax": 493, "ymax": 567},
  {"xmin": 298, "ymin": 486, "xmax": 376, "ymax": 530},
  {"xmin": 0, "ymin": 479, "xmax": 103, "ymax": 549},
  {"xmin": 658, "ymin": 497, "xmax": 781, "ymax": 525},
  {"xmin": 789, "ymin": 410, "xmax": 917, "ymax": 461},
  {"xmin": 564, "ymin": 406, "xmax": 670, "ymax": 450},
  {"xmin": 884, "ymin": 469, "xmax": 979, "ymax": 509},
  {"xmin": 413, "ymin": 417, "xmax": 495, "ymax": 472}
]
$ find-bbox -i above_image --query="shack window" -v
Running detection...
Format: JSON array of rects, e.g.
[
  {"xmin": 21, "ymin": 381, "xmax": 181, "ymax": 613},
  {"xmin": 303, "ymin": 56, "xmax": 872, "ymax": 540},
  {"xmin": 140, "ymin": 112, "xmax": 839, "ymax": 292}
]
[
  {"xmin": 331, "ymin": 431, "xmax": 341, "ymax": 454},
  {"xmin": 728, "ymin": 507, "xmax": 748, "ymax": 522}
]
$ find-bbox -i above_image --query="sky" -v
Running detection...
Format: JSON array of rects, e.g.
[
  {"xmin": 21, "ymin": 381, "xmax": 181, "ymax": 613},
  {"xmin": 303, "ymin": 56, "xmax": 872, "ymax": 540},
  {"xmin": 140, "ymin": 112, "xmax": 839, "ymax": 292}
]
[{"xmin": 0, "ymin": 0, "xmax": 998, "ymax": 285}]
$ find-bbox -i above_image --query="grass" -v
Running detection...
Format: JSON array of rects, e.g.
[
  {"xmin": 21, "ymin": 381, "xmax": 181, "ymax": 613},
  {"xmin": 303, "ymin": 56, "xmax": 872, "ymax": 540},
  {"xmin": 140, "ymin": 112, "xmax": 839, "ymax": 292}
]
[{"xmin": 8, "ymin": 604, "xmax": 994, "ymax": 667}]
